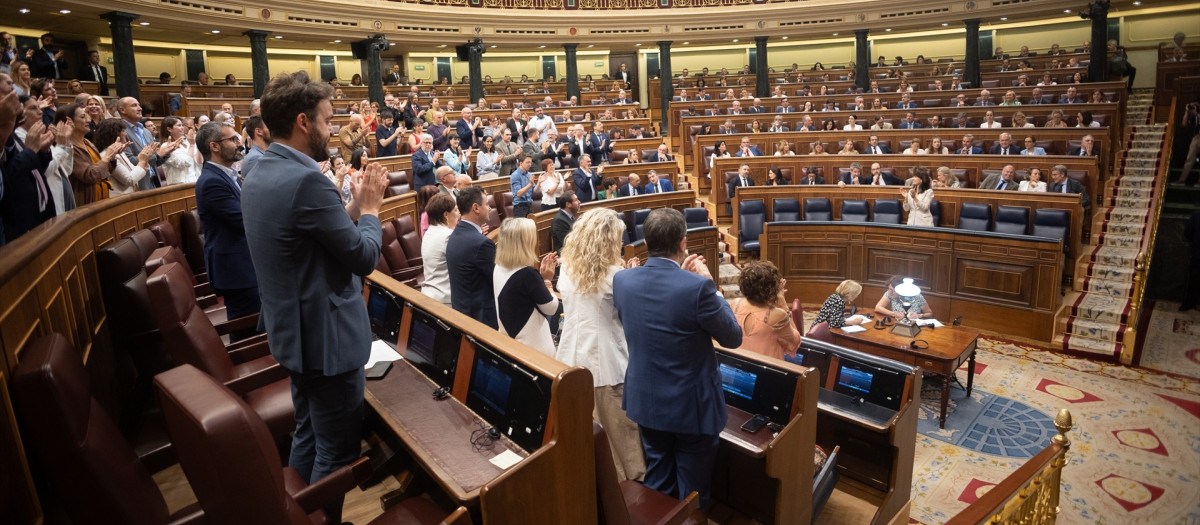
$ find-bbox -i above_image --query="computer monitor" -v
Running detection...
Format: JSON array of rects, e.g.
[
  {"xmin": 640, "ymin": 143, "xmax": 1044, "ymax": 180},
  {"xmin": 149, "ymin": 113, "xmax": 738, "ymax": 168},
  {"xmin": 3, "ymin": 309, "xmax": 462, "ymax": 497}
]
[
  {"xmin": 716, "ymin": 352, "xmax": 799, "ymax": 426},
  {"xmin": 464, "ymin": 340, "xmax": 553, "ymax": 452},
  {"xmin": 405, "ymin": 305, "xmax": 461, "ymax": 390},
  {"xmin": 367, "ymin": 282, "xmax": 404, "ymax": 346},
  {"xmin": 832, "ymin": 358, "xmax": 907, "ymax": 411}
]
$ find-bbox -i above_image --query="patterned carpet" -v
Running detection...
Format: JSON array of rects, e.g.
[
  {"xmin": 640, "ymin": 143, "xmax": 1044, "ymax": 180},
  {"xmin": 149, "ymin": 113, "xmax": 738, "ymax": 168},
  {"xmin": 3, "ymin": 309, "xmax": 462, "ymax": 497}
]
[
  {"xmin": 909, "ymin": 336, "xmax": 1200, "ymax": 525},
  {"xmin": 1139, "ymin": 300, "xmax": 1200, "ymax": 381}
]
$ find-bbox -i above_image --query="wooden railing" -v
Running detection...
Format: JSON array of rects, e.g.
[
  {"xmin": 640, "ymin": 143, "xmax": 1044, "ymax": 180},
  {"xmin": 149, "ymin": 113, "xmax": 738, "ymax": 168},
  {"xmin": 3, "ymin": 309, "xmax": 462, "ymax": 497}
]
[
  {"xmin": 945, "ymin": 409, "xmax": 1074, "ymax": 525},
  {"xmin": 1121, "ymin": 97, "xmax": 1176, "ymax": 365}
]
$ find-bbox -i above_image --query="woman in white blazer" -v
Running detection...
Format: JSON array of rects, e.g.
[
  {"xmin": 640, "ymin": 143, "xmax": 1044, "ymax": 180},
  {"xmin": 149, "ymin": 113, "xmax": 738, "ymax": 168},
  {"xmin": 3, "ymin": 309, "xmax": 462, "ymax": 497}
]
[{"xmin": 903, "ymin": 167, "xmax": 935, "ymax": 226}]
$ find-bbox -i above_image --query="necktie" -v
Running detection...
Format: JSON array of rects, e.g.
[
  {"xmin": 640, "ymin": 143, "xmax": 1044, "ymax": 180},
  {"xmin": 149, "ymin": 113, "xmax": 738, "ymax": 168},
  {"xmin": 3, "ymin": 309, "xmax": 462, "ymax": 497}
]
[
  {"xmin": 1001, "ymin": 148, "xmax": 1007, "ymax": 155},
  {"xmin": 1061, "ymin": 183, "xmax": 1068, "ymax": 193},
  {"xmin": 631, "ymin": 186, "xmax": 637, "ymax": 196},
  {"xmin": 94, "ymin": 66, "xmax": 102, "ymax": 83},
  {"xmin": 588, "ymin": 172, "xmax": 596, "ymax": 200},
  {"xmin": 1080, "ymin": 150, "xmax": 1086, "ymax": 156},
  {"xmin": 996, "ymin": 180, "xmax": 1005, "ymax": 190},
  {"xmin": 741, "ymin": 177, "xmax": 747, "ymax": 187}
]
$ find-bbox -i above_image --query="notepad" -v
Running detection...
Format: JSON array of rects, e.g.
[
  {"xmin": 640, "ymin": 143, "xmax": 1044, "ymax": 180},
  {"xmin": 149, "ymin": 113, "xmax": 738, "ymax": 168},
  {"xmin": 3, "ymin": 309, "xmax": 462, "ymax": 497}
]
[
  {"xmin": 365, "ymin": 340, "xmax": 402, "ymax": 369},
  {"xmin": 489, "ymin": 449, "xmax": 524, "ymax": 470},
  {"xmin": 840, "ymin": 324, "xmax": 867, "ymax": 333}
]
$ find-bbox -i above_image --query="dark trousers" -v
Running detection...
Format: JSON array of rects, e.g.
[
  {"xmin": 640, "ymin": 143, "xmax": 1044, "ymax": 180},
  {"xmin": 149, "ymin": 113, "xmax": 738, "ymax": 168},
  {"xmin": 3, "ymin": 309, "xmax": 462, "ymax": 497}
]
[
  {"xmin": 289, "ymin": 368, "xmax": 365, "ymax": 523},
  {"xmin": 215, "ymin": 285, "xmax": 260, "ymax": 342},
  {"xmin": 513, "ymin": 202, "xmax": 532, "ymax": 218},
  {"xmin": 639, "ymin": 425, "xmax": 720, "ymax": 510}
]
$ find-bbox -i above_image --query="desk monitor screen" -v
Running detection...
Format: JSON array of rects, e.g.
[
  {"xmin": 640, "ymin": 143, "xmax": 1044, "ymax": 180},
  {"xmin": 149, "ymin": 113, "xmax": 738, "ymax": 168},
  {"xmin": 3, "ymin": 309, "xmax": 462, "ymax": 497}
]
[
  {"xmin": 715, "ymin": 352, "xmax": 798, "ymax": 426},
  {"xmin": 406, "ymin": 306, "xmax": 461, "ymax": 390},
  {"xmin": 833, "ymin": 359, "xmax": 906, "ymax": 411},
  {"xmin": 367, "ymin": 282, "xmax": 404, "ymax": 346},
  {"xmin": 465, "ymin": 341, "xmax": 553, "ymax": 452}
]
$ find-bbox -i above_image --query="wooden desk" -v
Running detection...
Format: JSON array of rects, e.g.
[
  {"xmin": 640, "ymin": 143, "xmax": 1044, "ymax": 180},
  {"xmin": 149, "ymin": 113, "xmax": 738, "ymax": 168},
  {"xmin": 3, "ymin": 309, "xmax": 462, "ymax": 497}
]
[
  {"xmin": 366, "ymin": 360, "xmax": 527, "ymax": 503},
  {"xmin": 831, "ymin": 325, "xmax": 980, "ymax": 428}
]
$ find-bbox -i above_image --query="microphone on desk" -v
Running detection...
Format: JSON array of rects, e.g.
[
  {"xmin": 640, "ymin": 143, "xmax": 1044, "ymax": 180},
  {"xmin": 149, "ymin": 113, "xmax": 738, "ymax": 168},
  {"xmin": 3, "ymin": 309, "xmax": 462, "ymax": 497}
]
[{"xmin": 952, "ymin": 316, "xmax": 964, "ymax": 326}]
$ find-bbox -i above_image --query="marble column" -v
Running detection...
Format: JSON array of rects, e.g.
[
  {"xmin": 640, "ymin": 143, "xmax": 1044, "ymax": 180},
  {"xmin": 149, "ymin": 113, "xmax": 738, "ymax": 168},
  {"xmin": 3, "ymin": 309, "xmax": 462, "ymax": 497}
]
[
  {"xmin": 564, "ymin": 43, "xmax": 579, "ymax": 101},
  {"xmin": 657, "ymin": 40, "xmax": 673, "ymax": 134},
  {"xmin": 1087, "ymin": 1, "xmax": 1110, "ymax": 83},
  {"xmin": 965, "ymin": 19, "xmax": 981, "ymax": 89},
  {"xmin": 755, "ymin": 36, "xmax": 769, "ymax": 98},
  {"xmin": 101, "ymin": 11, "xmax": 139, "ymax": 99},
  {"xmin": 244, "ymin": 30, "xmax": 270, "ymax": 99},
  {"xmin": 855, "ymin": 29, "xmax": 870, "ymax": 92}
]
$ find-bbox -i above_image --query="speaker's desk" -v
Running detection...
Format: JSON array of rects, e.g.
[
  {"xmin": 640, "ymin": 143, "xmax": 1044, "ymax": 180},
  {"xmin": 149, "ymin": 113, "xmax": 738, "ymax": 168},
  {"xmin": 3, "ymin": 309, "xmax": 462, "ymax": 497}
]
[{"xmin": 831, "ymin": 324, "xmax": 979, "ymax": 429}]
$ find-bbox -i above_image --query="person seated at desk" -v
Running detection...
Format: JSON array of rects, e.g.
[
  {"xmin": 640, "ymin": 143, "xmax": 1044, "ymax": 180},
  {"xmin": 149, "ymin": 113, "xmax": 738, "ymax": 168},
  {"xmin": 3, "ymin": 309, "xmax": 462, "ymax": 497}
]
[
  {"xmin": 730, "ymin": 261, "xmax": 802, "ymax": 361},
  {"xmin": 812, "ymin": 280, "xmax": 871, "ymax": 330},
  {"xmin": 874, "ymin": 276, "xmax": 933, "ymax": 322},
  {"xmin": 493, "ymin": 218, "xmax": 559, "ymax": 356}
]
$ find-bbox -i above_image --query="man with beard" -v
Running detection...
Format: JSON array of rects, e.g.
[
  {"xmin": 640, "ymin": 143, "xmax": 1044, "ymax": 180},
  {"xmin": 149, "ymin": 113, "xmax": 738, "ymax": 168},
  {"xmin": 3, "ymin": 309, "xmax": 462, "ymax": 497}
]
[
  {"xmin": 194, "ymin": 121, "xmax": 258, "ymax": 340},
  {"xmin": 241, "ymin": 71, "xmax": 388, "ymax": 524}
]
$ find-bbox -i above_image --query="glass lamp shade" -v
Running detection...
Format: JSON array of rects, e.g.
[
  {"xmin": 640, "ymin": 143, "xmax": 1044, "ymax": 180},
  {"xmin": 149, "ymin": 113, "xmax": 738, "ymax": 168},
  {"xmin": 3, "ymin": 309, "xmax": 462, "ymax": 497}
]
[{"xmin": 894, "ymin": 278, "xmax": 921, "ymax": 298}]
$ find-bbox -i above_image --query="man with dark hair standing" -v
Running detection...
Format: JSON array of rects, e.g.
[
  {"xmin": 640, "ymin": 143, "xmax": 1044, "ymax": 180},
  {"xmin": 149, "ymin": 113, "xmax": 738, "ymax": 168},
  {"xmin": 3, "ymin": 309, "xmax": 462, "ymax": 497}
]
[
  {"xmin": 194, "ymin": 121, "xmax": 258, "ymax": 340},
  {"xmin": 613, "ymin": 207, "xmax": 742, "ymax": 510},
  {"xmin": 30, "ymin": 33, "xmax": 66, "ymax": 80},
  {"xmin": 79, "ymin": 50, "xmax": 108, "ymax": 96},
  {"xmin": 446, "ymin": 186, "xmax": 498, "ymax": 328},
  {"xmin": 240, "ymin": 115, "xmax": 271, "ymax": 178},
  {"xmin": 241, "ymin": 71, "xmax": 387, "ymax": 524},
  {"xmin": 551, "ymin": 193, "xmax": 579, "ymax": 254}
]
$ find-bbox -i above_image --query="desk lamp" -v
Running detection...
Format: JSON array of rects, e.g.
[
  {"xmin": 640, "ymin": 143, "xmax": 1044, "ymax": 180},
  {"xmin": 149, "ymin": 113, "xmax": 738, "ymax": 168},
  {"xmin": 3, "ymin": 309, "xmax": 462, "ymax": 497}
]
[{"xmin": 890, "ymin": 278, "xmax": 922, "ymax": 337}]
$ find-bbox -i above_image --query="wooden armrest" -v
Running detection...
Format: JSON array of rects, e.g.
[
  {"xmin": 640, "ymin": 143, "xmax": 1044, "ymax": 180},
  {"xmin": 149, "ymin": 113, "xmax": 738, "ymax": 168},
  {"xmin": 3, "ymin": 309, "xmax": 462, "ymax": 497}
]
[
  {"xmin": 166, "ymin": 504, "xmax": 206, "ymax": 525},
  {"xmin": 214, "ymin": 313, "xmax": 260, "ymax": 337},
  {"xmin": 658, "ymin": 491, "xmax": 700, "ymax": 525},
  {"xmin": 442, "ymin": 507, "xmax": 473, "ymax": 525},
  {"xmin": 292, "ymin": 457, "xmax": 372, "ymax": 514},
  {"xmin": 227, "ymin": 339, "xmax": 271, "ymax": 364},
  {"xmin": 224, "ymin": 361, "xmax": 288, "ymax": 397},
  {"xmin": 137, "ymin": 441, "xmax": 177, "ymax": 474}
]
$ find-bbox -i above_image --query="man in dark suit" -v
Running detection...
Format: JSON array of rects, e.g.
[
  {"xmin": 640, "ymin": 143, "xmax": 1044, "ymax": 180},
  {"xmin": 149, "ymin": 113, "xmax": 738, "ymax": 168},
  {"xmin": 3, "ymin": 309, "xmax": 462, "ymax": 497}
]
[
  {"xmin": 866, "ymin": 163, "xmax": 901, "ymax": 186},
  {"xmin": 695, "ymin": 88, "xmax": 712, "ymax": 101},
  {"xmin": 957, "ymin": 134, "xmax": 984, "ymax": 155},
  {"xmin": 1059, "ymin": 86, "xmax": 1083, "ymax": 104},
  {"xmin": 550, "ymin": 194, "xmax": 579, "ymax": 254},
  {"xmin": 411, "ymin": 133, "xmax": 443, "ymax": 191},
  {"xmin": 384, "ymin": 65, "xmax": 401, "ymax": 84},
  {"xmin": 645, "ymin": 143, "xmax": 673, "ymax": 163},
  {"xmin": 504, "ymin": 108, "xmax": 528, "ymax": 146},
  {"xmin": 78, "ymin": 50, "xmax": 109, "ymax": 97},
  {"xmin": 1, "ymin": 116, "xmax": 56, "ymax": 242},
  {"xmin": 572, "ymin": 155, "xmax": 603, "ymax": 203},
  {"xmin": 455, "ymin": 107, "xmax": 483, "ymax": 149},
  {"xmin": 586, "ymin": 120, "xmax": 612, "ymax": 165},
  {"xmin": 898, "ymin": 112, "xmax": 923, "ymax": 129},
  {"xmin": 618, "ymin": 173, "xmax": 644, "ymax": 197},
  {"xmin": 241, "ymin": 71, "xmax": 387, "ymax": 524},
  {"xmin": 727, "ymin": 164, "xmax": 754, "ymax": 213},
  {"xmin": 446, "ymin": 187, "xmax": 498, "ymax": 328},
  {"xmin": 894, "ymin": 95, "xmax": 917, "ymax": 110},
  {"xmin": 980, "ymin": 164, "xmax": 1021, "ymax": 191},
  {"xmin": 118, "ymin": 97, "xmax": 164, "ymax": 190},
  {"xmin": 1068, "ymin": 135, "xmax": 1099, "ymax": 157},
  {"xmin": 746, "ymin": 98, "xmax": 768, "ymax": 114},
  {"xmin": 838, "ymin": 163, "xmax": 870, "ymax": 186},
  {"xmin": 734, "ymin": 136, "xmax": 764, "ymax": 157},
  {"xmin": 615, "ymin": 63, "xmax": 632, "ymax": 85},
  {"xmin": 644, "ymin": 170, "xmax": 675, "ymax": 194},
  {"xmin": 990, "ymin": 133, "xmax": 1020, "ymax": 155},
  {"xmin": 800, "ymin": 169, "xmax": 825, "ymax": 185},
  {"xmin": 194, "ymin": 121, "xmax": 258, "ymax": 340},
  {"xmin": 30, "ymin": 33, "xmax": 67, "ymax": 80},
  {"xmin": 864, "ymin": 135, "xmax": 892, "ymax": 155},
  {"xmin": 1048, "ymin": 164, "xmax": 1090, "ymax": 208},
  {"xmin": 613, "ymin": 208, "xmax": 741, "ymax": 509}
]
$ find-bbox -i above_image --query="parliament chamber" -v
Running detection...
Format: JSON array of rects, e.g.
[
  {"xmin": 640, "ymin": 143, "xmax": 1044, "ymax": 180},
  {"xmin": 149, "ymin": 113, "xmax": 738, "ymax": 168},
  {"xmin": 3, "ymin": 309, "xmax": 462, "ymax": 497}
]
[{"xmin": 1, "ymin": 1, "xmax": 1199, "ymax": 524}]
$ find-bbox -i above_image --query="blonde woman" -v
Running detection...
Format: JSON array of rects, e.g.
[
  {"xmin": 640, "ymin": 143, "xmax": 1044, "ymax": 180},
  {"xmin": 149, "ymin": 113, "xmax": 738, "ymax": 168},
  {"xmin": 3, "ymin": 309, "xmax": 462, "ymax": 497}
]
[
  {"xmin": 774, "ymin": 139, "xmax": 795, "ymax": 156},
  {"xmin": 812, "ymin": 280, "xmax": 871, "ymax": 330},
  {"xmin": 556, "ymin": 208, "xmax": 645, "ymax": 482},
  {"xmin": 493, "ymin": 218, "xmax": 559, "ymax": 356},
  {"xmin": 933, "ymin": 166, "xmax": 961, "ymax": 189}
]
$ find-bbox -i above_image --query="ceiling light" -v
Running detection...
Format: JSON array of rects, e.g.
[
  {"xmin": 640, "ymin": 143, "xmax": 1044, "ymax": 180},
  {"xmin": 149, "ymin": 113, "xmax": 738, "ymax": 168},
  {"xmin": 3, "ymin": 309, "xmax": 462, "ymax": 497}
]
[
  {"xmin": 1000, "ymin": 17, "xmax": 1008, "ymax": 20},
  {"xmin": 732, "ymin": 39, "xmax": 739, "ymax": 42},
  {"xmin": 58, "ymin": 9, "xmax": 70, "ymax": 14},
  {"xmin": 1063, "ymin": 9, "xmax": 1071, "ymax": 12},
  {"xmin": 491, "ymin": 45, "xmax": 497, "ymax": 48},
  {"xmin": 885, "ymin": 28, "xmax": 893, "ymax": 32},
  {"xmin": 211, "ymin": 30, "xmax": 220, "ymax": 34},
  {"xmin": 539, "ymin": 45, "xmax": 546, "ymax": 48},
  {"xmin": 832, "ymin": 33, "xmax": 839, "ymax": 36},
  {"xmin": 942, "ymin": 22, "xmax": 948, "ymax": 26},
  {"xmin": 683, "ymin": 41, "xmax": 689, "ymax": 45},
  {"xmin": 274, "ymin": 35, "xmax": 283, "ymax": 39},
  {"xmin": 635, "ymin": 43, "xmax": 642, "ymax": 46},
  {"xmin": 1132, "ymin": 0, "xmax": 1141, "ymax": 4},
  {"xmin": 587, "ymin": 44, "xmax": 594, "ymax": 48},
  {"xmin": 389, "ymin": 42, "xmax": 395, "ymax": 46},
  {"xmin": 138, "ymin": 21, "xmax": 150, "ymax": 26},
  {"xmin": 333, "ymin": 39, "xmax": 341, "ymax": 43},
  {"xmin": 18, "ymin": 8, "xmax": 30, "ymax": 14},
  {"xmin": 438, "ymin": 44, "xmax": 447, "ymax": 47}
]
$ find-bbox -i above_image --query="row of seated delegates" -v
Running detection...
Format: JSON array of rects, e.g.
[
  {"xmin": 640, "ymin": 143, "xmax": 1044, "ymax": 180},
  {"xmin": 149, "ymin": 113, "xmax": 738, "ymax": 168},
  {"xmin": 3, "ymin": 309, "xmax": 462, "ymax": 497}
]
[{"xmin": 706, "ymin": 110, "xmax": 1097, "ymax": 138}]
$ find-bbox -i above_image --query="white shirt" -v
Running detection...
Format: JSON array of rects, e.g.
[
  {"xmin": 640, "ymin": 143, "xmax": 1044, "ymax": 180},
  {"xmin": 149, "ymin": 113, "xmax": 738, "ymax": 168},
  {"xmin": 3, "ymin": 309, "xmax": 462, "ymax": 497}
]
[
  {"xmin": 555, "ymin": 265, "xmax": 629, "ymax": 387},
  {"xmin": 529, "ymin": 114, "xmax": 557, "ymax": 139},
  {"xmin": 420, "ymin": 223, "xmax": 454, "ymax": 305},
  {"xmin": 541, "ymin": 171, "xmax": 565, "ymax": 205},
  {"xmin": 980, "ymin": 121, "xmax": 1002, "ymax": 129},
  {"xmin": 843, "ymin": 124, "xmax": 863, "ymax": 131}
]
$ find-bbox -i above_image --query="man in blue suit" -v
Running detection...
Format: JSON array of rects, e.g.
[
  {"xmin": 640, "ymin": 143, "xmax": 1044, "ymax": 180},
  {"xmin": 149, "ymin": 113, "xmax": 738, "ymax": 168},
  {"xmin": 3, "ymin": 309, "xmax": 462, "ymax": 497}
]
[
  {"xmin": 446, "ymin": 186, "xmax": 498, "ymax": 328},
  {"xmin": 613, "ymin": 208, "xmax": 742, "ymax": 509},
  {"xmin": 864, "ymin": 135, "xmax": 893, "ymax": 154},
  {"xmin": 644, "ymin": 170, "xmax": 675, "ymax": 193},
  {"xmin": 411, "ymin": 133, "xmax": 443, "ymax": 191},
  {"xmin": 645, "ymin": 143, "xmax": 674, "ymax": 163},
  {"xmin": 241, "ymin": 71, "xmax": 387, "ymax": 524},
  {"xmin": 617, "ymin": 173, "xmax": 644, "ymax": 197},
  {"xmin": 572, "ymin": 155, "xmax": 603, "ymax": 203},
  {"xmin": 194, "ymin": 121, "xmax": 258, "ymax": 340},
  {"xmin": 957, "ymin": 134, "xmax": 984, "ymax": 155},
  {"xmin": 455, "ymin": 107, "xmax": 483, "ymax": 149},
  {"xmin": 585, "ymin": 120, "xmax": 612, "ymax": 165}
]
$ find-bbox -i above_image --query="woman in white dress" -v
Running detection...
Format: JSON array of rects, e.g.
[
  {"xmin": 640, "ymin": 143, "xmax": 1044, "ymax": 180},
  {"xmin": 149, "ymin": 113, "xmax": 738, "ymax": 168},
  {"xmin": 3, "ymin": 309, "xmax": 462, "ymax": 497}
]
[
  {"xmin": 1018, "ymin": 167, "xmax": 1048, "ymax": 192},
  {"xmin": 903, "ymin": 167, "xmax": 935, "ymax": 226},
  {"xmin": 555, "ymin": 207, "xmax": 645, "ymax": 482},
  {"xmin": 420, "ymin": 194, "xmax": 459, "ymax": 306},
  {"xmin": 493, "ymin": 218, "xmax": 559, "ymax": 356},
  {"xmin": 158, "ymin": 116, "xmax": 201, "ymax": 185}
]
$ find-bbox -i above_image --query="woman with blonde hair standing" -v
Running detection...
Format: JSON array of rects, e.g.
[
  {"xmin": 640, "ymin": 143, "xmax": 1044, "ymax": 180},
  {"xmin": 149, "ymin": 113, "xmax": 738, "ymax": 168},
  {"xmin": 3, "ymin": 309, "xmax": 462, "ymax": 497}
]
[
  {"xmin": 556, "ymin": 208, "xmax": 645, "ymax": 481},
  {"xmin": 493, "ymin": 218, "xmax": 559, "ymax": 355}
]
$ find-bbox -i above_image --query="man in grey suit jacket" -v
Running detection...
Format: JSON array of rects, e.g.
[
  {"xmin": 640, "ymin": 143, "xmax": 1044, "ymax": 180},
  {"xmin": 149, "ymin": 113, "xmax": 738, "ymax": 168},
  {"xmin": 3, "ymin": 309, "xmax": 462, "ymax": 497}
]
[
  {"xmin": 241, "ymin": 71, "xmax": 387, "ymax": 524},
  {"xmin": 117, "ymin": 97, "xmax": 164, "ymax": 190},
  {"xmin": 979, "ymin": 164, "xmax": 1021, "ymax": 191}
]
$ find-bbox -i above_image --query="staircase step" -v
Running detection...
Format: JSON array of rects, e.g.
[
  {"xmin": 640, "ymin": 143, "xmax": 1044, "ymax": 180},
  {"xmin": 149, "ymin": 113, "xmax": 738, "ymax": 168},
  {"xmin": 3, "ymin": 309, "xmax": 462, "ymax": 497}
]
[
  {"xmin": 1061, "ymin": 332, "xmax": 1122, "ymax": 358},
  {"xmin": 718, "ymin": 262, "xmax": 741, "ymax": 286},
  {"xmin": 1073, "ymin": 275, "xmax": 1134, "ymax": 297},
  {"xmin": 1067, "ymin": 292, "xmax": 1132, "ymax": 325},
  {"xmin": 1090, "ymin": 231, "xmax": 1142, "ymax": 249},
  {"xmin": 1064, "ymin": 316, "xmax": 1127, "ymax": 343}
]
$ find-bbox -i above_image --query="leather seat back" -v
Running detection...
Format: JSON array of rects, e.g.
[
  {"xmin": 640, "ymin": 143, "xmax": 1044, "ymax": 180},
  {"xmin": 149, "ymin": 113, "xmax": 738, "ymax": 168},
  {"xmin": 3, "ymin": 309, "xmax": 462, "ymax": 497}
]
[
  {"xmin": 385, "ymin": 170, "xmax": 411, "ymax": 197},
  {"xmin": 683, "ymin": 207, "xmax": 709, "ymax": 229},
  {"xmin": 148, "ymin": 220, "xmax": 180, "ymax": 249},
  {"xmin": 499, "ymin": 192, "xmax": 515, "ymax": 220},
  {"xmin": 155, "ymin": 365, "xmax": 308, "ymax": 525},
  {"xmin": 738, "ymin": 199, "xmax": 766, "ymax": 251},
  {"xmin": 13, "ymin": 333, "xmax": 170, "ymax": 525},
  {"xmin": 772, "ymin": 198, "xmax": 801, "ymax": 222},
  {"xmin": 631, "ymin": 208, "xmax": 652, "ymax": 241},
  {"xmin": 959, "ymin": 202, "xmax": 992, "ymax": 231},
  {"xmin": 994, "ymin": 205, "xmax": 1030, "ymax": 235},
  {"xmin": 593, "ymin": 422, "xmax": 632, "ymax": 525},
  {"xmin": 180, "ymin": 210, "xmax": 207, "ymax": 272},
  {"xmin": 929, "ymin": 200, "xmax": 942, "ymax": 226},
  {"xmin": 872, "ymin": 199, "xmax": 902, "ymax": 224},
  {"xmin": 394, "ymin": 216, "xmax": 423, "ymax": 266},
  {"xmin": 127, "ymin": 229, "xmax": 162, "ymax": 262},
  {"xmin": 146, "ymin": 263, "xmax": 236, "ymax": 382},
  {"xmin": 805, "ymin": 321, "xmax": 834, "ymax": 344},
  {"xmin": 804, "ymin": 198, "xmax": 833, "ymax": 221},
  {"xmin": 96, "ymin": 238, "xmax": 169, "ymax": 378},
  {"xmin": 841, "ymin": 200, "xmax": 869, "ymax": 222},
  {"xmin": 1031, "ymin": 208, "xmax": 1070, "ymax": 242}
]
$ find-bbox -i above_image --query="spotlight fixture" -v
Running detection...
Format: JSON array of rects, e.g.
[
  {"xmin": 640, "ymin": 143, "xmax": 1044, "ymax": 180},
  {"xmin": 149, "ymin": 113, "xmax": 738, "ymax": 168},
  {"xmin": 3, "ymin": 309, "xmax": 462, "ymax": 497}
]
[
  {"xmin": 211, "ymin": 30, "xmax": 220, "ymax": 34},
  {"xmin": 274, "ymin": 35, "xmax": 283, "ymax": 39},
  {"xmin": 1000, "ymin": 17, "xmax": 1008, "ymax": 20},
  {"xmin": 732, "ymin": 38, "xmax": 739, "ymax": 42},
  {"xmin": 942, "ymin": 22, "xmax": 949, "ymax": 26},
  {"xmin": 333, "ymin": 39, "xmax": 341, "ymax": 43},
  {"xmin": 58, "ymin": 9, "xmax": 71, "ymax": 14},
  {"xmin": 19, "ymin": 8, "xmax": 30, "ymax": 14},
  {"xmin": 139, "ymin": 21, "xmax": 150, "ymax": 26}
]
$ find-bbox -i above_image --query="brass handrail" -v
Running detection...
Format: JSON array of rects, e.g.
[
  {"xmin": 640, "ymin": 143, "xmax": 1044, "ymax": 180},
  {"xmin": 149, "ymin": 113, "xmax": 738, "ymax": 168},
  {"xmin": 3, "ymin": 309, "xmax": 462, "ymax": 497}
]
[{"xmin": 1120, "ymin": 96, "xmax": 1177, "ymax": 365}]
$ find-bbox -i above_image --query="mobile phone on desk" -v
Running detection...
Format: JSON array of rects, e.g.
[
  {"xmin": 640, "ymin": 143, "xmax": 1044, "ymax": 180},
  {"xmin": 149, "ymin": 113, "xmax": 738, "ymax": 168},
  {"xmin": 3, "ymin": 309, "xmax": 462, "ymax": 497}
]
[
  {"xmin": 366, "ymin": 361, "xmax": 393, "ymax": 380},
  {"xmin": 740, "ymin": 414, "xmax": 770, "ymax": 433}
]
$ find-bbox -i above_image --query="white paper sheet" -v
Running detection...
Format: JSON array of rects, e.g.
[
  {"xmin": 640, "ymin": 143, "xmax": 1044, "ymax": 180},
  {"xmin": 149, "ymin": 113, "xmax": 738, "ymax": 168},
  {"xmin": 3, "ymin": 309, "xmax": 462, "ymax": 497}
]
[
  {"xmin": 488, "ymin": 449, "xmax": 524, "ymax": 470},
  {"xmin": 915, "ymin": 318, "xmax": 945, "ymax": 327},
  {"xmin": 365, "ymin": 340, "xmax": 402, "ymax": 369},
  {"xmin": 840, "ymin": 324, "xmax": 867, "ymax": 333}
]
